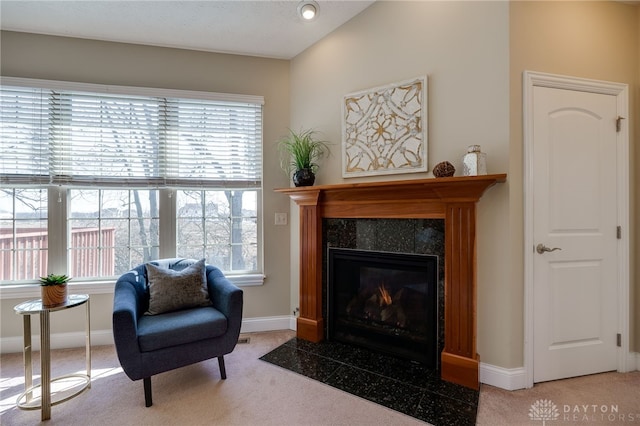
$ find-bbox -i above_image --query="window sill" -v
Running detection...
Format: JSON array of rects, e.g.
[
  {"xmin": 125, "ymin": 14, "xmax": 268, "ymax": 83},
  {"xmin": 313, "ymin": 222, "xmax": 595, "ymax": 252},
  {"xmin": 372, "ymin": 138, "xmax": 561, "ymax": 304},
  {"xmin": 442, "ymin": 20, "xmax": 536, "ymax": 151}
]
[
  {"xmin": 0, "ymin": 274, "xmax": 265, "ymax": 300},
  {"xmin": 0, "ymin": 281, "xmax": 116, "ymax": 300},
  {"xmin": 227, "ymin": 274, "xmax": 266, "ymax": 287}
]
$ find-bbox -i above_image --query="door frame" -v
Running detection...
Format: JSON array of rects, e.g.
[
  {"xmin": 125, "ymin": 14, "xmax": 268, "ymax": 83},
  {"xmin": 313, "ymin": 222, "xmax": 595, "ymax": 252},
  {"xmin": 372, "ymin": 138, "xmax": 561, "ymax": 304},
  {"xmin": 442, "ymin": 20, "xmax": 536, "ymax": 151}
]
[{"xmin": 523, "ymin": 71, "xmax": 630, "ymax": 388}]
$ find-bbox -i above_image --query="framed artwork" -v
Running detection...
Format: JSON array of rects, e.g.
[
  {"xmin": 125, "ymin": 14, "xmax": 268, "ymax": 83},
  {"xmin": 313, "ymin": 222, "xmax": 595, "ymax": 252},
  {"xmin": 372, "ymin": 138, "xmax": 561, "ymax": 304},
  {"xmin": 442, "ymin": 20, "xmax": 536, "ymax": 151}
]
[{"xmin": 342, "ymin": 76, "xmax": 427, "ymax": 178}]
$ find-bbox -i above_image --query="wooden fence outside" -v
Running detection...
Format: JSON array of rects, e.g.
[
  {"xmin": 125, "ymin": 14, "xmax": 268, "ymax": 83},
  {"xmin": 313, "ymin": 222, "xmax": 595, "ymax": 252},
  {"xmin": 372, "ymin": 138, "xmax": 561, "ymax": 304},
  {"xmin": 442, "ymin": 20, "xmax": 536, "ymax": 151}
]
[{"xmin": 0, "ymin": 227, "xmax": 115, "ymax": 281}]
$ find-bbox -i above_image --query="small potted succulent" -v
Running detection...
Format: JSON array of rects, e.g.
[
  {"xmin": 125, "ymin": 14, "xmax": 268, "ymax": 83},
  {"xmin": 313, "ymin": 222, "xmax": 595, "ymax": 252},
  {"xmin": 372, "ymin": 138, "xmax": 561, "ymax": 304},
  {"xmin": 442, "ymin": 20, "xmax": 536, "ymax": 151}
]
[
  {"xmin": 39, "ymin": 274, "xmax": 70, "ymax": 308},
  {"xmin": 277, "ymin": 128, "xmax": 330, "ymax": 187}
]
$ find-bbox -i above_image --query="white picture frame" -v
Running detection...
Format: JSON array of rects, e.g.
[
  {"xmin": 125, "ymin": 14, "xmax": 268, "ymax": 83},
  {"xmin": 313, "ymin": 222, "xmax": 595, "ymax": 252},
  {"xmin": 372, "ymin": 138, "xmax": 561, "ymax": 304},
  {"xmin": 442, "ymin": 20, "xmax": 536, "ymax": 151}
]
[{"xmin": 342, "ymin": 76, "xmax": 427, "ymax": 178}]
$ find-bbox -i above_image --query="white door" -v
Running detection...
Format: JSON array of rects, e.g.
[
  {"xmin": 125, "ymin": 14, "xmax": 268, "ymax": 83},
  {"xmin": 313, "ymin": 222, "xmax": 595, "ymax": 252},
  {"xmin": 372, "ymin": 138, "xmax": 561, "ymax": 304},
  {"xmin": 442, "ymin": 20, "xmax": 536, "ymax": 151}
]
[{"xmin": 532, "ymin": 85, "xmax": 618, "ymax": 383}]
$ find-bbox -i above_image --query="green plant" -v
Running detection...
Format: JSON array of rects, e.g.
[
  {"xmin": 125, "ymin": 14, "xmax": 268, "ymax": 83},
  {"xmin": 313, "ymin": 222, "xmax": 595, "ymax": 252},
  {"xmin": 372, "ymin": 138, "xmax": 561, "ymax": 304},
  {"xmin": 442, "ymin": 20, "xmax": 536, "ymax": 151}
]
[
  {"xmin": 39, "ymin": 274, "xmax": 71, "ymax": 286},
  {"xmin": 277, "ymin": 129, "xmax": 330, "ymax": 176}
]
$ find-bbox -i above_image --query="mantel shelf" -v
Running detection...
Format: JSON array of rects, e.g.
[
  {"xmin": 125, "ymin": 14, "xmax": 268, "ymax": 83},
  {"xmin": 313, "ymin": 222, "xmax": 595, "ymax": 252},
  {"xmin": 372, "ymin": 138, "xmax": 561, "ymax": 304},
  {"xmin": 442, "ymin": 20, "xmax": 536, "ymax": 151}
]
[
  {"xmin": 276, "ymin": 174, "xmax": 506, "ymax": 219},
  {"xmin": 275, "ymin": 174, "xmax": 506, "ymax": 199},
  {"xmin": 276, "ymin": 173, "xmax": 507, "ymax": 390}
]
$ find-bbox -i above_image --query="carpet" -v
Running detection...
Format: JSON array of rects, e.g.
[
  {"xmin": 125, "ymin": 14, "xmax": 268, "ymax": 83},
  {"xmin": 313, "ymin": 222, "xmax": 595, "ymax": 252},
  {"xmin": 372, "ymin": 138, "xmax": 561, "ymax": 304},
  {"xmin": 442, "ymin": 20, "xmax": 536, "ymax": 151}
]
[{"xmin": 1, "ymin": 331, "xmax": 428, "ymax": 426}]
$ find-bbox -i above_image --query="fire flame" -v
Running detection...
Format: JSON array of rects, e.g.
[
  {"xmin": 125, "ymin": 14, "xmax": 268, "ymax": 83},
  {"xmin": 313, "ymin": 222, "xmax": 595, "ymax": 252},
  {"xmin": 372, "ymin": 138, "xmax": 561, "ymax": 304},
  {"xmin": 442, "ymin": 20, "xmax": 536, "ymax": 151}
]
[{"xmin": 378, "ymin": 283, "xmax": 392, "ymax": 306}]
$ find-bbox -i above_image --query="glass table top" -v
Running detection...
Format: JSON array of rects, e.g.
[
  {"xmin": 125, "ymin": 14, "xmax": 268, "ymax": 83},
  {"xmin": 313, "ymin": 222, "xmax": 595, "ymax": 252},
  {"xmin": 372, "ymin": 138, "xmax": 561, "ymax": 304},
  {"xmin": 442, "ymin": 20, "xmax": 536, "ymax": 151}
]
[{"xmin": 14, "ymin": 294, "xmax": 89, "ymax": 315}]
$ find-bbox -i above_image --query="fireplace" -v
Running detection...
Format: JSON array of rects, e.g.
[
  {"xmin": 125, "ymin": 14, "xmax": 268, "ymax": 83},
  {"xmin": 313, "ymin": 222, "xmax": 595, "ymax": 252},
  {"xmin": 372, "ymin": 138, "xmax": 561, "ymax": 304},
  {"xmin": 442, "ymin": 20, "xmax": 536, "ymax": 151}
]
[
  {"xmin": 327, "ymin": 248, "xmax": 438, "ymax": 367},
  {"xmin": 276, "ymin": 174, "xmax": 506, "ymax": 389}
]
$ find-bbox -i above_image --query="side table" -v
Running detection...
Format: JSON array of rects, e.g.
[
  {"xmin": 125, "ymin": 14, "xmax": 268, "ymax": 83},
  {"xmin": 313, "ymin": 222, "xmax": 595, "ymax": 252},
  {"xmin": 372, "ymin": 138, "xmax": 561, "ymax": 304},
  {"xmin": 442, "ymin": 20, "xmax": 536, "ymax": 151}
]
[{"xmin": 14, "ymin": 294, "xmax": 91, "ymax": 421}]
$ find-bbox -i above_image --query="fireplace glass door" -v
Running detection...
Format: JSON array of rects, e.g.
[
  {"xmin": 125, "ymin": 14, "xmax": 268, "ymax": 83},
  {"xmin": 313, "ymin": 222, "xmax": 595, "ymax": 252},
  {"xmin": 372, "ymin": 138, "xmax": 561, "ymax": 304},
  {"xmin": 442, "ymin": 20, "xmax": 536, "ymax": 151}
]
[{"xmin": 327, "ymin": 248, "xmax": 438, "ymax": 367}]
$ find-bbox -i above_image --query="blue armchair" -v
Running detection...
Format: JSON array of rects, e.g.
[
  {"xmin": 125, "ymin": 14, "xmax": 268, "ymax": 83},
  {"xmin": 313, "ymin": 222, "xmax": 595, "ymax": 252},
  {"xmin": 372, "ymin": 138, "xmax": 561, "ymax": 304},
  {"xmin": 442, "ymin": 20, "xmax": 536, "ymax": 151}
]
[{"xmin": 112, "ymin": 258, "xmax": 243, "ymax": 407}]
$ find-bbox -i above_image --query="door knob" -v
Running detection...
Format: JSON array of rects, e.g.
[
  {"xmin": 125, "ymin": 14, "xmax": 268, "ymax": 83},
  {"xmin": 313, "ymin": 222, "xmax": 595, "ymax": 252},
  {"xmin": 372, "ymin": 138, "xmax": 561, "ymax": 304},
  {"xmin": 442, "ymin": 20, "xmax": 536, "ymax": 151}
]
[{"xmin": 536, "ymin": 243, "xmax": 562, "ymax": 254}]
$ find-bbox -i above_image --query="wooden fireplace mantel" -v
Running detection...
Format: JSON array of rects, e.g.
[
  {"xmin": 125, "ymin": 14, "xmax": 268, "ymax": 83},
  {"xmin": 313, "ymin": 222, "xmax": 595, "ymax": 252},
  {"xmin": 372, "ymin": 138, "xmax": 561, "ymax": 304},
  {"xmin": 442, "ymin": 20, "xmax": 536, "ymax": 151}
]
[{"xmin": 275, "ymin": 174, "xmax": 506, "ymax": 390}]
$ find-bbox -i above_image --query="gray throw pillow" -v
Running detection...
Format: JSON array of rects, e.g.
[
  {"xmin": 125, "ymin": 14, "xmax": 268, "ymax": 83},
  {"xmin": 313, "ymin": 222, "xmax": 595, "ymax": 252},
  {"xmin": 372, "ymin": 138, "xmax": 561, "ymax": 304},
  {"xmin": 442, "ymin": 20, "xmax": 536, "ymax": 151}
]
[{"xmin": 144, "ymin": 259, "xmax": 211, "ymax": 315}]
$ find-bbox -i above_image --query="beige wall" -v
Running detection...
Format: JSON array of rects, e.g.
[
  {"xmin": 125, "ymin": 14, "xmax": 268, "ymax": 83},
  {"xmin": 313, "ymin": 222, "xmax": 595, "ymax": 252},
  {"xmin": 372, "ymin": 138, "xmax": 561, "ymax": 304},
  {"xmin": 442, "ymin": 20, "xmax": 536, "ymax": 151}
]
[
  {"xmin": 510, "ymin": 1, "xmax": 639, "ymax": 354},
  {"xmin": 0, "ymin": 31, "xmax": 294, "ymax": 341},
  {"xmin": 290, "ymin": 1, "xmax": 514, "ymax": 366},
  {"xmin": 290, "ymin": 0, "xmax": 639, "ymax": 369},
  {"xmin": 1, "ymin": 0, "xmax": 638, "ymax": 368}
]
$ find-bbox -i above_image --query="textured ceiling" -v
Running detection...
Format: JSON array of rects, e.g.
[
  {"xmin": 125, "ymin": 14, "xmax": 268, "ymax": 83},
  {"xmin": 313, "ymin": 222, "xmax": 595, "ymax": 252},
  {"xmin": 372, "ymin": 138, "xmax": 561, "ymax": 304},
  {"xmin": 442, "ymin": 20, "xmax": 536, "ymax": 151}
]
[{"xmin": 0, "ymin": 0, "xmax": 375, "ymax": 59}]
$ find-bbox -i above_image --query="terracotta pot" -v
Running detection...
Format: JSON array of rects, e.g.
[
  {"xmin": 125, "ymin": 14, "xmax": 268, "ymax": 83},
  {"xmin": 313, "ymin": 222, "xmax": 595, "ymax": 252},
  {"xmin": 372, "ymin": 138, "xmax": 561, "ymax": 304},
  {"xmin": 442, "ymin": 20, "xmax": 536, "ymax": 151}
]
[{"xmin": 42, "ymin": 284, "xmax": 68, "ymax": 308}]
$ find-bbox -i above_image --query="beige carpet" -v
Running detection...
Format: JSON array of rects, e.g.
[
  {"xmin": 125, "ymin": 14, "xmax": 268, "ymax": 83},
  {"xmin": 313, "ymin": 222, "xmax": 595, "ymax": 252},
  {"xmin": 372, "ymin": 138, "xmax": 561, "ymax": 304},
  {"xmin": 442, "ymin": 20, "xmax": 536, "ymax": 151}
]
[
  {"xmin": 1, "ymin": 330, "xmax": 638, "ymax": 425},
  {"xmin": 478, "ymin": 369, "xmax": 640, "ymax": 425},
  {"xmin": 1, "ymin": 331, "xmax": 424, "ymax": 426}
]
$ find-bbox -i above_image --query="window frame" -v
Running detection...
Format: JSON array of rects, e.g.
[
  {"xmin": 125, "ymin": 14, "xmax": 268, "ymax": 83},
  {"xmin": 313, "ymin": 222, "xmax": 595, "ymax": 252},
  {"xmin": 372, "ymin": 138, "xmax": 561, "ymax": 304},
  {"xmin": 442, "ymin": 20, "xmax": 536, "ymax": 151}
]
[{"xmin": 0, "ymin": 77, "xmax": 265, "ymax": 293}]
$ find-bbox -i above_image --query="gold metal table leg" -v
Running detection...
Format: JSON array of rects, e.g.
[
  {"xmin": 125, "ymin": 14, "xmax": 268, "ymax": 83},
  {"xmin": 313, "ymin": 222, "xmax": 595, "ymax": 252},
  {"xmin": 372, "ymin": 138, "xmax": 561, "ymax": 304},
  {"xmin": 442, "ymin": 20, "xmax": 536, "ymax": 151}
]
[
  {"xmin": 22, "ymin": 315, "xmax": 32, "ymax": 403},
  {"xmin": 86, "ymin": 299, "xmax": 91, "ymax": 387},
  {"xmin": 15, "ymin": 295, "xmax": 91, "ymax": 420},
  {"xmin": 40, "ymin": 311, "xmax": 51, "ymax": 421}
]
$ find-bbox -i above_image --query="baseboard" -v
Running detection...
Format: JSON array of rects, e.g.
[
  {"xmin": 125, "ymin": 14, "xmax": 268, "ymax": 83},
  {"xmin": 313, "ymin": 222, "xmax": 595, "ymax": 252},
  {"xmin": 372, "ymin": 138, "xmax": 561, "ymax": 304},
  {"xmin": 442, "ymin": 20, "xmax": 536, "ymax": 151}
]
[
  {"xmin": 1, "ymin": 315, "xmax": 297, "ymax": 354},
  {"xmin": 239, "ymin": 315, "xmax": 295, "ymax": 333},
  {"xmin": 622, "ymin": 351, "xmax": 638, "ymax": 372},
  {"xmin": 480, "ymin": 352, "xmax": 640, "ymax": 391},
  {"xmin": 4, "ymin": 319, "xmax": 633, "ymax": 382},
  {"xmin": 0, "ymin": 329, "xmax": 114, "ymax": 354},
  {"xmin": 479, "ymin": 362, "xmax": 527, "ymax": 391}
]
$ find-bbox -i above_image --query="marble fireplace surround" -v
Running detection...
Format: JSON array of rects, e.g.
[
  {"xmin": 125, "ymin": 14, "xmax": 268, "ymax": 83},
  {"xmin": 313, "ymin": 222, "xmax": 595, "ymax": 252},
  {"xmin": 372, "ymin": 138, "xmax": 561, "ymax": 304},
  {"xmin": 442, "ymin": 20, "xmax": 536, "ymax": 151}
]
[{"xmin": 276, "ymin": 174, "xmax": 506, "ymax": 390}]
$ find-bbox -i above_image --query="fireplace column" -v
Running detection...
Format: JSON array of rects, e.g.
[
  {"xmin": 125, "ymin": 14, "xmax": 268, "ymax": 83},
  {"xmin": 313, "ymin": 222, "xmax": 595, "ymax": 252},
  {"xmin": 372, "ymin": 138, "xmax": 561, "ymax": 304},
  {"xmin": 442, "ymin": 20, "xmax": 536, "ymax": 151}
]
[
  {"xmin": 442, "ymin": 203, "xmax": 479, "ymax": 389},
  {"xmin": 288, "ymin": 189, "xmax": 324, "ymax": 342}
]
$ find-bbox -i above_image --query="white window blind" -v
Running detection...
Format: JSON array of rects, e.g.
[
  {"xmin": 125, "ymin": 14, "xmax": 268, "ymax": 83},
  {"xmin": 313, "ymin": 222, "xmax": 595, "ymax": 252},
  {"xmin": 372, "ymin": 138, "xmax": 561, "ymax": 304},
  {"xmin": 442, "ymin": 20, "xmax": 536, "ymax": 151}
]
[
  {"xmin": 0, "ymin": 86, "xmax": 50, "ymax": 185},
  {"xmin": 164, "ymin": 98, "xmax": 262, "ymax": 188},
  {"xmin": 0, "ymin": 78, "xmax": 263, "ymax": 188},
  {"xmin": 51, "ymin": 91, "xmax": 163, "ymax": 186}
]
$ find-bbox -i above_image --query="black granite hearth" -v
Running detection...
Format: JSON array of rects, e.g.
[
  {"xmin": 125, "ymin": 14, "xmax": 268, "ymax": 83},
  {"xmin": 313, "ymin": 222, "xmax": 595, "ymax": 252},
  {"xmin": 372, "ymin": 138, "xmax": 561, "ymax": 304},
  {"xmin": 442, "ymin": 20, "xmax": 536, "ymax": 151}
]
[{"xmin": 259, "ymin": 337, "xmax": 479, "ymax": 425}]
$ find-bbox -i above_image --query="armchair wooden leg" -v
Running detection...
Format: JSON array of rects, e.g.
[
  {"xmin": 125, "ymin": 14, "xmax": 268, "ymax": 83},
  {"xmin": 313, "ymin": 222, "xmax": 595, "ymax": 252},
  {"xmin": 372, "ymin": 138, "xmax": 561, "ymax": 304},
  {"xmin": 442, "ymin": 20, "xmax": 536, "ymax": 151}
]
[
  {"xmin": 218, "ymin": 356, "xmax": 227, "ymax": 380},
  {"xmin": 143, "ymin": 377, "xmax": 152, "ymax": 407}
]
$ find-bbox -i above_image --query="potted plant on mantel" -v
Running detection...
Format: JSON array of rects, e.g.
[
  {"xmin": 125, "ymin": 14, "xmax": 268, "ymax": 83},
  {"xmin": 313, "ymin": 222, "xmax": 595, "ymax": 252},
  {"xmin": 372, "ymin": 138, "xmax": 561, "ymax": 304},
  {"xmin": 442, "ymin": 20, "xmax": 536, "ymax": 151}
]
[
  {"xmin": 277, "ymin": 128, "xmax": 330, "ymax": 187},
  {"xmin": 39, "ymin": 274, "xmax": 70, "ymax": 308}
]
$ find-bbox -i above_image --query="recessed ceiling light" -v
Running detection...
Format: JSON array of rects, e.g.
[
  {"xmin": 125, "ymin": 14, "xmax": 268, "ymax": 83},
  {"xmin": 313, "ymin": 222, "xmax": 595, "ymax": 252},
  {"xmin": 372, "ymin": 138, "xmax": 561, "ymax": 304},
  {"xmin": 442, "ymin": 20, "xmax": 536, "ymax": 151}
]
[{"xmin": 297, "ymin": 1, "xmax": 319, "ymax": 21}]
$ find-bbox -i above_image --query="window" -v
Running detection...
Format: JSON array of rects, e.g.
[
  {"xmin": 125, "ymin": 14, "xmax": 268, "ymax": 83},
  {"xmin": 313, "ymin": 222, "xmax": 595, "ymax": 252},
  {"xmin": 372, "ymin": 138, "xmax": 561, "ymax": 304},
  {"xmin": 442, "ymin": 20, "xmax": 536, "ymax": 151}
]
[
  {"xmin": 177, "ymin": 189, "xmax": 257, "ymax": 273},
  {"xmin": 0, "ymin": 188, "xmax": 48, "ymax": 281},
  {"xmin": 69, "ymin": 189, "xmax": 160, "ymax": 278},
  {"xmin": 1, "ymin": 78, "xmax": 264, "ymax": 285}
]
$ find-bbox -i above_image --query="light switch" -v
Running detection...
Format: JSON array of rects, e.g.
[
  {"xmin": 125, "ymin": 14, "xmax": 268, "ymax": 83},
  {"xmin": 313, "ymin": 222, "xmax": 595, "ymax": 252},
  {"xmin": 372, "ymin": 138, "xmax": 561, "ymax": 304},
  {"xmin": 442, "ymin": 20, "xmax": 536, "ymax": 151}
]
[{"xmin": 275, "ymin": 213, "xmax": 288, "ymax": 225}]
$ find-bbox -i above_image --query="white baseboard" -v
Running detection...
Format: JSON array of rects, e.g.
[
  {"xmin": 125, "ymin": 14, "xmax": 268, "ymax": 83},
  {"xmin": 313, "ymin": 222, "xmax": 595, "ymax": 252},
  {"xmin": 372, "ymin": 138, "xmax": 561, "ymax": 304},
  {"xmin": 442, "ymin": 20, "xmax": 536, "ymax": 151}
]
[
  {"xmin": 479, "ymin": 362, "xmax": 527, "ymax": 391},
  {"xmin": 3, "ymin": 317, "xmax": 636, "ymax": 390},
  {"xmin": 0, "ymin": 329, "xmax": 114, "ymax": 354},
  {"xmin": 0, "ymin": 315, "xmax": 297, "ymax": 354},
  {"xmin": 480, "ymin": 352, "xmax": 640, "ymax": 391},
  {"xmin": 240, "ymin": 315, "xmax": 295, "ymax": 333},
  {"xmin": 621, "ymin": 351, "xmax": 637, "ymax": 372}
]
